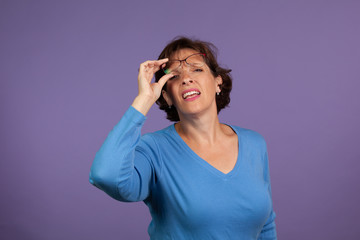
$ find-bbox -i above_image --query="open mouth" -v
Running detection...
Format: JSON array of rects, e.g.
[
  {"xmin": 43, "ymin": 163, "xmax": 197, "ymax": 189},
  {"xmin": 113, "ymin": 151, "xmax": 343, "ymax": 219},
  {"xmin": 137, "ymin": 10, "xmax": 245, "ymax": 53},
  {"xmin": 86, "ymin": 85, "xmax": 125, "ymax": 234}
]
[{"xmin": 182, "ymin": 90, "xmax": 201, "ymax": 99}]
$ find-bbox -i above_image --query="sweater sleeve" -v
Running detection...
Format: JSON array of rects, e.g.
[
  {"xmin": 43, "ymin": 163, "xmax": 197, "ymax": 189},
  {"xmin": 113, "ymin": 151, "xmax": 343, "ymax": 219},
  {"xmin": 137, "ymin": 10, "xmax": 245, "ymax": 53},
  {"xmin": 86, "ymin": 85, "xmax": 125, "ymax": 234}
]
[
  {"xmin": 258, "ymin": 151, "xmax": 277, "ymax": 240},
  {"xmin": 89, "ymin": 106, "xmax": 159, "ymax": 202}
]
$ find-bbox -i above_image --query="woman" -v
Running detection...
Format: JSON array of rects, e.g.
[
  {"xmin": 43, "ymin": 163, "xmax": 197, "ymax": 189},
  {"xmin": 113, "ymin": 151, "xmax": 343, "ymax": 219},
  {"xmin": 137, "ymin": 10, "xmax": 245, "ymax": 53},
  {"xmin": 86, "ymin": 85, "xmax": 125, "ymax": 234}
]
[{"xmin": 89, "ymin": 37, "xmax": 277, "ymax": 239}]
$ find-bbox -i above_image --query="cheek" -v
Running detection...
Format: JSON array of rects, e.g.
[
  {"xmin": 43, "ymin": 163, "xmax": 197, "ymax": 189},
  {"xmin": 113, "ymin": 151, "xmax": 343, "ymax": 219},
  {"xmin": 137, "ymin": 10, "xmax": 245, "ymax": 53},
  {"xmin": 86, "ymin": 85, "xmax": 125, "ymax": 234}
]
[
  {"xmin": 165, "ymin": 83, "xmax": 178, "ymax": 101},
  {"xmin": 168, "ymin": 79, "xmax": 181, "ymax": 92}
]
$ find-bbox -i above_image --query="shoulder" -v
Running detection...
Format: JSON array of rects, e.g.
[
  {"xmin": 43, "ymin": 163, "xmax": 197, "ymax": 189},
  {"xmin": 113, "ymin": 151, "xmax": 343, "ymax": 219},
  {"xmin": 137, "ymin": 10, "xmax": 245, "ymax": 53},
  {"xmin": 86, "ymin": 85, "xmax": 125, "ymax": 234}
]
[
  {"xmin": 231, "ymin": 125, "xmax": 265, "ymax": 140},
  {"xmin": 139, "ymin": 125, "xmax": 175, "ymax": 149},
  {"xmin": 136, "ymin": 125, "xmax": 178, "ymax": 169},
  {"xmin": 142, "ymin": 124, "xmax": 173, "ymax": 140},
  {"xmin": 229, "ymin": 125, "xmax": 267, "ymax": 151}
]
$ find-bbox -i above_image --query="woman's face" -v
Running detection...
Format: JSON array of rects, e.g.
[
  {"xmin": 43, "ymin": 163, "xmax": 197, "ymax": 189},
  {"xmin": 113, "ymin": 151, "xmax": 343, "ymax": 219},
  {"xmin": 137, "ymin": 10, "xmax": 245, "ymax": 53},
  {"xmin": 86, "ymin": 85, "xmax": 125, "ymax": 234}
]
[{"xmin": 162, "ymin": 48, "xmax": 222, "ymax": 120}]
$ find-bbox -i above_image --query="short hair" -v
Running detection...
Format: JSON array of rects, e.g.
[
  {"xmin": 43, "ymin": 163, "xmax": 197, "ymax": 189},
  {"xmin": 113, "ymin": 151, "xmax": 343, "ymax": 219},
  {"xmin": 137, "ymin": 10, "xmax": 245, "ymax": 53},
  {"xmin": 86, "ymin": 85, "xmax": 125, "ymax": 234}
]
[{"xmin": 155, "ymin": 36, "xmax": 232, "ymax": 122}]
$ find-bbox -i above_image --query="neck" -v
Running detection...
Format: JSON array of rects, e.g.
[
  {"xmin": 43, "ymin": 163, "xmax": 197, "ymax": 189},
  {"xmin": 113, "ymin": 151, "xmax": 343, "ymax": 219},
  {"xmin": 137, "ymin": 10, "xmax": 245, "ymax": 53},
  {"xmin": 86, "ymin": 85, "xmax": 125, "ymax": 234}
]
[{"xmin": 175, "ymin": 109, "xmax": 223, "ymax": 146}]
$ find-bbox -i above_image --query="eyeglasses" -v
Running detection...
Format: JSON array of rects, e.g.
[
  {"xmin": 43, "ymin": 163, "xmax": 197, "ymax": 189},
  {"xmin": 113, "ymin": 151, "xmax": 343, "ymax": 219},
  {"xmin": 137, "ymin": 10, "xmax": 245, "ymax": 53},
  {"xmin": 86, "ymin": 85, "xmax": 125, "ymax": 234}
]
[{"xmin": 162, "ymin": 53, "xmax": 206, "ymax": 74}]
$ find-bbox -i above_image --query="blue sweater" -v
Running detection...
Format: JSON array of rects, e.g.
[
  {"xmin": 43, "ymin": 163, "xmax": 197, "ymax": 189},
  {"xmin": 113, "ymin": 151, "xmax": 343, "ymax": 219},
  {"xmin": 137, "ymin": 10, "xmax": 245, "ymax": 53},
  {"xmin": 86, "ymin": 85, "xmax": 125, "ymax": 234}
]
[{"xmin": 89, "ymin": 106, "xmax": 277, "ymax": 239}]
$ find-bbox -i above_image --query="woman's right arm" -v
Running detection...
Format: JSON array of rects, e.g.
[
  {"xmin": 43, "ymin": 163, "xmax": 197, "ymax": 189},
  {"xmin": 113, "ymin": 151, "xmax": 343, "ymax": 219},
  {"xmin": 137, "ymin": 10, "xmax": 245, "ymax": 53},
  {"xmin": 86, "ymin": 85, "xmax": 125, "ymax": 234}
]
[{"xmin": 89, "ymin": 59, "xmax": 173, "ymax": 202}]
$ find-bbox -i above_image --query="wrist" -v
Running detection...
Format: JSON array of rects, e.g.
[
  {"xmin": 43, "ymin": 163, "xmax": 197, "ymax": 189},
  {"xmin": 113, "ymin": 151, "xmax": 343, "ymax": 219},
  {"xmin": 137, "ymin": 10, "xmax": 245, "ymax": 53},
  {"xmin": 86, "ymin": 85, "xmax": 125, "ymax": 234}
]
[{"xmin": 131, "ymin": 95, "xmax": 155, "ymax": 116}]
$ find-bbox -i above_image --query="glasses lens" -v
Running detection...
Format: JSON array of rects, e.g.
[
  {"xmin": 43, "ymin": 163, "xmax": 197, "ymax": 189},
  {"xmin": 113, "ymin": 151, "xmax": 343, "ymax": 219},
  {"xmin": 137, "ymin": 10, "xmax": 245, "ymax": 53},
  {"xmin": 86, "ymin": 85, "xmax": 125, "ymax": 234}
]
[
  {"xmin": 163, "ymin": 60, "xmax": 181, "ymax": 74},
  {"xmin": 162, "ymin": 53, "xmax": 206, "ymax": 74},
  {"xmin": 186, "ymin": 54, "xmax": 205, "ymax": 67}
]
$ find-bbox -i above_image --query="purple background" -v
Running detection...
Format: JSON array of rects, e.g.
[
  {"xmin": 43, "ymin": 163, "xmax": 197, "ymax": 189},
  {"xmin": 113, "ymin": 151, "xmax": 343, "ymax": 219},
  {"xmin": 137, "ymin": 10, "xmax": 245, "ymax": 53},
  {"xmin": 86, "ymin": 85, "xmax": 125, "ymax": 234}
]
[{"xmin": 1, "ymin": 0, "xmax": 359, "ymax": 239}]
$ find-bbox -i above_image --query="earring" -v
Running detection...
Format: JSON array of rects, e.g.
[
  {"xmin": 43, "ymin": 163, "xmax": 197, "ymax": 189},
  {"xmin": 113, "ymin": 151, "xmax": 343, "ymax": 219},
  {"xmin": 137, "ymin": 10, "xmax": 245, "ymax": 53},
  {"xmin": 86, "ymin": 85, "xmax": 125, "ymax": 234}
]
[
  {"xmin": 217, "ymin": 85, "xmax": 222, "ymax": 96},
  {"xmin": 168, "ymin": 105, "xmax": 172, "ymax": 109}
]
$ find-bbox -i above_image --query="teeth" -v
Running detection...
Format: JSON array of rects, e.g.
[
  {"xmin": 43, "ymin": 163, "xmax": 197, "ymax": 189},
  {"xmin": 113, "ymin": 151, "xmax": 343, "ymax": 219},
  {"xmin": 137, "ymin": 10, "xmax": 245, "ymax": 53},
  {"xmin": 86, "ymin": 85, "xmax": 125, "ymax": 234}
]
[{"xmin": 183, "ymin": 91, "xmax": 200, "ymax": 99}]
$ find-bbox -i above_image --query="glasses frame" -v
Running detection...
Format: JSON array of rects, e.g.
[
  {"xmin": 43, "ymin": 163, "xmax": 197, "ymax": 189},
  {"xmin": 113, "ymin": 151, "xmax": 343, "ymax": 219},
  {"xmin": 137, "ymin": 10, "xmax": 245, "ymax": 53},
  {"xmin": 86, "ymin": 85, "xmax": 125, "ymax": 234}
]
[{"xmin": 162, "ymin": 53, "xmax": 206, "ymax": 74}]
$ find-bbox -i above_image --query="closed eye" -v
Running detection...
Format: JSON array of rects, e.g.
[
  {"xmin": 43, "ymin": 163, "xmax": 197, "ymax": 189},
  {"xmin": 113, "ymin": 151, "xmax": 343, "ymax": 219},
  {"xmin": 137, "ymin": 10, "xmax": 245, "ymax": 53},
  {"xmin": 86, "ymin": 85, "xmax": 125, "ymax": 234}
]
[
  {"xmin": 169, "ymin": 75, "xmax": 179, "ymax": 80},
  {"xmin": 193, "ymin": 68, "xmax": 203, "ymax": 72}
]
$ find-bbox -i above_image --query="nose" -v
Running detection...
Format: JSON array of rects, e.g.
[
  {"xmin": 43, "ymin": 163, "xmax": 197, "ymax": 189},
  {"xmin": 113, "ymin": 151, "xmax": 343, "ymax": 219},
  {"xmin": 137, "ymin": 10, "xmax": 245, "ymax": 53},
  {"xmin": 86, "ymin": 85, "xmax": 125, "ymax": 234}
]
[{"xmin": 181, "ymin": 69, "xmax": 193, "ymax": 85}]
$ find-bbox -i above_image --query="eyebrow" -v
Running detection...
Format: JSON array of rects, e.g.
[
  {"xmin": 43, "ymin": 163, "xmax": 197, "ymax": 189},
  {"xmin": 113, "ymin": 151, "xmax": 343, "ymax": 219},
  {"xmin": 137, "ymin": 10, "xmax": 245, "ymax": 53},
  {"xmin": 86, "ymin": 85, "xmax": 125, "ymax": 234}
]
[{"xmin": 169, "ymin": 53, "xmax": 202, "ymax": 61}]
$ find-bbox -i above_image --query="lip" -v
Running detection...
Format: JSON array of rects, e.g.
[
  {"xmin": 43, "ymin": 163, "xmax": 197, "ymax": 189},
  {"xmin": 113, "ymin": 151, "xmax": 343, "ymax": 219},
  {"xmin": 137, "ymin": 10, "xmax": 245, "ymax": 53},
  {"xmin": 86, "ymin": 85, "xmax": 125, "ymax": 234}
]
[
  {"xmin": 181, "ymin": 88, "xmax": 200, "ymax": 95},
  {"xmin": 181, "ymin": 88, "xmax": 201, "ymax": 101},
  {"xmin": 184, "ymin": 94, "xmax": 200, "ymax": 101}
]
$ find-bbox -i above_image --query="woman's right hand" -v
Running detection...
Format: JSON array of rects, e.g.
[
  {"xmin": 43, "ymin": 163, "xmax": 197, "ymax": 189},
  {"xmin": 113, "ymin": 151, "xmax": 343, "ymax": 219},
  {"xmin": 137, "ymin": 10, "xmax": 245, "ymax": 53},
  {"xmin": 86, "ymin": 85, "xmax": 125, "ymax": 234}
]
[{"xmin": 132, "ymin": 59, "xmax": 174, "ymax": 116}]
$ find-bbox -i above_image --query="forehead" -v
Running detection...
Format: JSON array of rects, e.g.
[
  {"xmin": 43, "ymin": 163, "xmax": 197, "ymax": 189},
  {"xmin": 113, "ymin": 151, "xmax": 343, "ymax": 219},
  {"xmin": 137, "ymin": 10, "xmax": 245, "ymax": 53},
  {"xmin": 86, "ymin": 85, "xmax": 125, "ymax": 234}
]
[{"xmin": 170, "ymin": 48, "xmax": 199, "ymax": 60}]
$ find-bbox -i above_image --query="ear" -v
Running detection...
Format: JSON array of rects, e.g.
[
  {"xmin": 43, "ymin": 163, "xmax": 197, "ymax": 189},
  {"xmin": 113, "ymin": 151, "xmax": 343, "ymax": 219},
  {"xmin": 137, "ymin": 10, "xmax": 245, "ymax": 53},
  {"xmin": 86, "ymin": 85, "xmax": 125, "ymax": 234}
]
[
  {"xmin": 215, "ymin": 75, "xmax": 223, "ymax": 92},
  {"xmin": 162, "ymin": 90, "xmax": 173, "ymax": 106}
]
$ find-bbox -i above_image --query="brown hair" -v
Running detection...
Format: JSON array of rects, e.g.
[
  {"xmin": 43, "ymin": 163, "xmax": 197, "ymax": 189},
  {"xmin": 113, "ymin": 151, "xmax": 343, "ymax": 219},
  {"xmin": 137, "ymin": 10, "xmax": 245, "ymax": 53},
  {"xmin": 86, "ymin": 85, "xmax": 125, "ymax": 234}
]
[{"xmin": 155, "ymin": 37, "xmax": 232, "ymax": 122}]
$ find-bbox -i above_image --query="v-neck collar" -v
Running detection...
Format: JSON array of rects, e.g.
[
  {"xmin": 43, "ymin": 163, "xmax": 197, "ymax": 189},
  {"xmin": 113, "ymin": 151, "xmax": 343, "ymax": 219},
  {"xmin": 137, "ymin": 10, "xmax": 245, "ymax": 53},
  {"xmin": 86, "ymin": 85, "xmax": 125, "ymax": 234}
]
[{"xmin": 169, "ymin": 124, "xmax": 242, "ymax": 179}]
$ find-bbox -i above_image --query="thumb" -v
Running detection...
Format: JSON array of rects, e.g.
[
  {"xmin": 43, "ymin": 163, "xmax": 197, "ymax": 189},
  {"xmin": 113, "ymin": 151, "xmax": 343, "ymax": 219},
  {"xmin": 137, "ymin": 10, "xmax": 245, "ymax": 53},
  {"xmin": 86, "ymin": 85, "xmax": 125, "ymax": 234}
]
[{"xmin": 157, "ymin": 73, "xmax": 174, "ymax": 89}]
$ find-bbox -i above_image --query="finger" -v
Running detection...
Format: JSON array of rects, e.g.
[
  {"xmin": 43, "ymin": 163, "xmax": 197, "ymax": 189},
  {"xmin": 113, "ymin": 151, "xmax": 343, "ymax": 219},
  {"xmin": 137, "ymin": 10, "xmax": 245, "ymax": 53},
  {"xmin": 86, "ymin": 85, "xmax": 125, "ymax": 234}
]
[
  {"xmin": 152, "ymin": 58, "xmax": 169, "ymax": 72},
  {"xmin": 139, "ymin": 61, "xmax": 152, "ymax": 72},
  {"xmin": 157, "ymin": 73, "xmax": 174, "ymax": 89},
  {"xmin": 140, "ymin": 58, "xmax": 168, "ymax": 68},
  {"xmin": 156, "ymin": 58, "xmax": 169, "ymax": 64},
  {"xmin": 139, "ymin": 58, "xmax": 169, "ymax": 75},
  {"xmin": 138, "ymin": 62, "xmax": 154, "ymax": 77}
]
